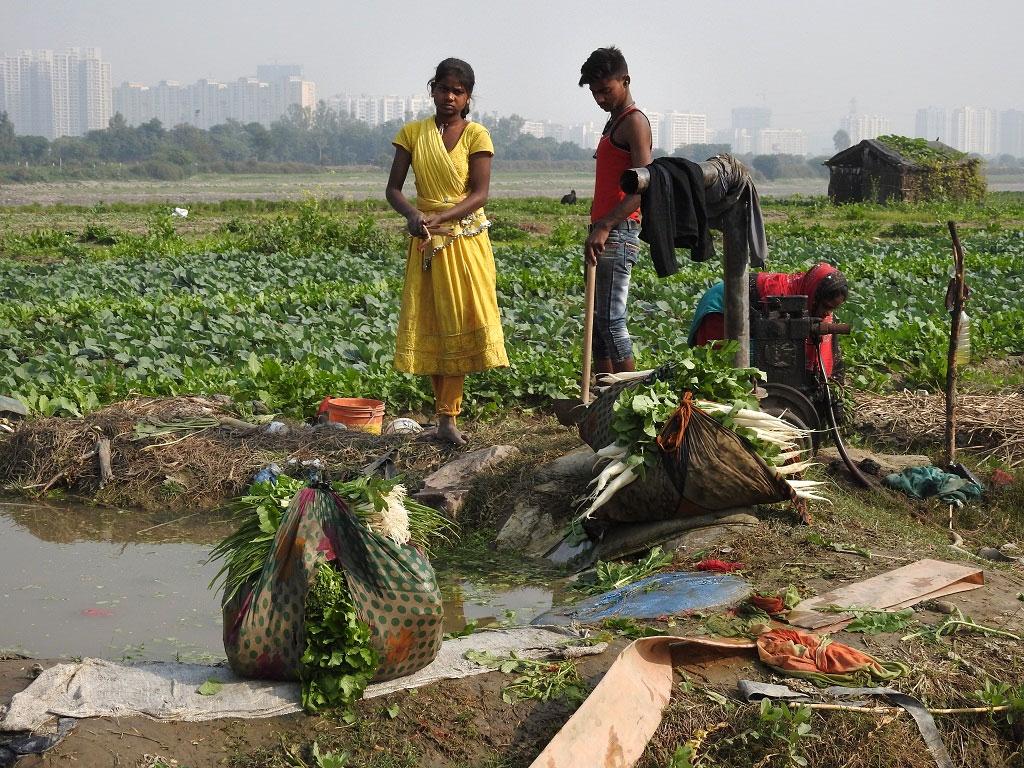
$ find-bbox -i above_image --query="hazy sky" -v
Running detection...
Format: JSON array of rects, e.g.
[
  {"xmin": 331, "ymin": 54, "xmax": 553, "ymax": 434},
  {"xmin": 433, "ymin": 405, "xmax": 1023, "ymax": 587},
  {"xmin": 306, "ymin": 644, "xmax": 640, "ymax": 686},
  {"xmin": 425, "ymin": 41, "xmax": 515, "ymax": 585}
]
[{"xmin": 3, "ymin": 0, "xmax": 1021, "ymax": 152}]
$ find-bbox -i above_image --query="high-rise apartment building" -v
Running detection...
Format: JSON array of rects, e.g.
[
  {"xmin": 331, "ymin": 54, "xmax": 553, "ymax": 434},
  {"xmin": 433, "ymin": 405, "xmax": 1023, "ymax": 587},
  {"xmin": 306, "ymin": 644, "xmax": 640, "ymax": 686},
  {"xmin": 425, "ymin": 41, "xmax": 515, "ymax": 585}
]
[
  {"xmin": 112, "ymin": 66, "xmax": 316, "ymax": 129},
  {"xmin": 377, "ymin": 96, "xmax": 406, "ymax": 124},
  {"xmin": 407, "ymin": 95, "xmax": 432, "ymax": 118},
  {"xmin": 840, "ymin": 112, "xmax": 890, "ymax": 144},
  {"xmin": 950, "ymin": 106, "xmax": 996, "ymax": 155},
  {"xmin": 713, "ymin": 128, "xmax": 753, "ymax": 154},
  {"xmin": 331, "ymin": 93, "xmax": 444, "ymax": 126},
  {"xmin": 999, "ymin": 110, "xmax": 1024, "ymax": 157},
  {"xmin": 75, "ymin": 48, "xmax": 112, "ymax": 133},
  {"xmin": 229, "ymin": 77, "xmax": 269, "ymax": 125},
  {"xmin": 521, "ymin": 120, "xmax": 545, "ymax": 138},
  {"xmin": 914, "ymin": 107, "xmax": 948, "ymax": 142},
  {"xmin": 645, "ymin": 110, "xmax": 661, "ymax": 152},
  {"xmin": 113, "ymin": 82, "xmax": 151, "ymax": 126},
  {"xmin": 259, "ymin": 65, "xmax": 315, "ymax": 122},
  {"xmin": 0, "ymin": 47, "xmax": 111, "ymax": 138},
  {"xmin": 663, "ymin": 111, "xmax": 708, "ymax": 153},
  {"xmin": 153, "ymin": 81, "xmax": 189, "ymax": 127},
  {"xmin": 191, "ymin": 79, "xmax": 228, "ymax": 129},
  {"xmin": 756, "ymin": 128, "xmax": 807, "ymax": 156}
]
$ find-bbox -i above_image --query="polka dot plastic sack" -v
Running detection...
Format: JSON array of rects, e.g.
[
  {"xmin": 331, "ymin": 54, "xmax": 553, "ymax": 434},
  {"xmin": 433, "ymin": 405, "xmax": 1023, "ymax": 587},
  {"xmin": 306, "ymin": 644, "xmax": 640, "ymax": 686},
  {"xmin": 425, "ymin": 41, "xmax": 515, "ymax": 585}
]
[{"xmin": 223, "ymin": 486, "xmax": 443, "ymax": 682}]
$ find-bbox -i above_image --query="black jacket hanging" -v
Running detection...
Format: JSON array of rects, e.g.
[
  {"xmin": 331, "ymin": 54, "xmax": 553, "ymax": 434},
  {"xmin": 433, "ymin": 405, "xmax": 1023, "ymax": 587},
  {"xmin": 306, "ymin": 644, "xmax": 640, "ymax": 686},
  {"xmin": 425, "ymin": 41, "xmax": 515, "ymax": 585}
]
[{"xmin": 635, "ymin": 157, "xmax": 712, "ymax": 278}]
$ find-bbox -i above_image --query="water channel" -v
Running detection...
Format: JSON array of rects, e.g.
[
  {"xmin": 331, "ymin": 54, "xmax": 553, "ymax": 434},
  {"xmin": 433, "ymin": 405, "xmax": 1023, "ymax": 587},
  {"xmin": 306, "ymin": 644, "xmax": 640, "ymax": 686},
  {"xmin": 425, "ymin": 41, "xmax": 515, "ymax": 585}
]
[{"xmin": 0, "ymin": 498, "xmax": 558, "ymax": 662}]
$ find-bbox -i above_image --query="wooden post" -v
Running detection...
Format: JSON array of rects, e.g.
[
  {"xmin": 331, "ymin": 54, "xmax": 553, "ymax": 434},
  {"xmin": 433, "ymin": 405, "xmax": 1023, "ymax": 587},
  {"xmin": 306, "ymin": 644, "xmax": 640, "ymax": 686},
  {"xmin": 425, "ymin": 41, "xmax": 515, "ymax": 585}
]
[
  {"xmin": 96, "ymin": 436, "xmax": 113, "ymax": 489},
  {"xmin": 945, "ymin": 221, "xmax": 966, "ymax": 467},
  {"xmin": 722, "ymin": 204, "xmax": 750, "ymax": 369},
  {"xmin": 581, "ymin": 262, "xmax": 596, "ymax": 404}
]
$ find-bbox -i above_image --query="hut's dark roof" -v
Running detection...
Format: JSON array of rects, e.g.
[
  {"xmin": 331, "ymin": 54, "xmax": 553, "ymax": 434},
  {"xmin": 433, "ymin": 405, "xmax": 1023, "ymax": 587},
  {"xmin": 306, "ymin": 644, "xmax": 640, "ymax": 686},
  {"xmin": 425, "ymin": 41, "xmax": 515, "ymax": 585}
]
[{"xmin": 825, "ymin": 138, "xmax": 966, "ymax": 169}]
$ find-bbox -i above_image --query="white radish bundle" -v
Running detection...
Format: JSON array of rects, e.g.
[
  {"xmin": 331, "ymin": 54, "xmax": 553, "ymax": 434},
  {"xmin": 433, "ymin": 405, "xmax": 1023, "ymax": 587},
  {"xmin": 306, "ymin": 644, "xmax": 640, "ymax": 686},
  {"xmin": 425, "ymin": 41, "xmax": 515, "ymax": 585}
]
[
  {"xmin": 578, "ymin": 453, "xmax": 641, "ymax": 519},
  {"xmin": 576, "ymin": 396, "xmax": 829, "ymax": 521}
]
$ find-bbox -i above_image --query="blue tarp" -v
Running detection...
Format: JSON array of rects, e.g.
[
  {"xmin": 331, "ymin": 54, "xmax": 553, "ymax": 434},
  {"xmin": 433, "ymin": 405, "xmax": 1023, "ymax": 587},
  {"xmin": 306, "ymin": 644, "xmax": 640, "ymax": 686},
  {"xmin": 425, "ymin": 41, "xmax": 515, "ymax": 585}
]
[{"xmin": 533, "ymin": 571, "xmax": 750, "ymax": 625}]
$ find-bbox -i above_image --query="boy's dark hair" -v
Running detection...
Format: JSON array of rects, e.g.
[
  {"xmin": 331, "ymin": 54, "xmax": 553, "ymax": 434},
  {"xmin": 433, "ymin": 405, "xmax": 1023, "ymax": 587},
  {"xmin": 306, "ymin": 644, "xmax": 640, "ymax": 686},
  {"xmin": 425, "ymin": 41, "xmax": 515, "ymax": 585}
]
[
  {"xmin": 429, "ymin": 58, "xmax": 475, "ymax": 118},
  {"xmin": 578, "ymin": 46, "xmax": 628, "ymax": 87}
]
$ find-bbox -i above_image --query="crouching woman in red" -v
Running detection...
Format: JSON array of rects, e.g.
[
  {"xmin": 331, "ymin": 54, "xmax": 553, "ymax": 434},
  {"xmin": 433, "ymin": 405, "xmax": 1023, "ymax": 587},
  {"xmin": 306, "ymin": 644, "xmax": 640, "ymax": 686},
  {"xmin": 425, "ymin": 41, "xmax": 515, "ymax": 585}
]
[{"xmin": 688, "ymin": 263, "xmax": 848, "ymax": 377}]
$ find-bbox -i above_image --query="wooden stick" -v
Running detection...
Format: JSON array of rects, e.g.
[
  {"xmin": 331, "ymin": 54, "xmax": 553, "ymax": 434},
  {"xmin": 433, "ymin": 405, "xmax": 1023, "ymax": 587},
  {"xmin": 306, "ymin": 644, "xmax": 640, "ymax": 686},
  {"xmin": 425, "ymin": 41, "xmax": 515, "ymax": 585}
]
[
  {"xmin": 581, "ymin": 262, "xmax": 596, "ymax": 404},
  {"xmin": 103, "ymin": 727, "xmax": 169, "ymax": 748},
  {"xmin": 96, "ymin": 435, "xmax": 112, "ymax": 489},
  {"xmin": 136, "ymin": 511, "xmax": 201, "ymax": 534},
  {"xmin": 945, "ymin": 221, "xmax": 966, "ymax": 467}
]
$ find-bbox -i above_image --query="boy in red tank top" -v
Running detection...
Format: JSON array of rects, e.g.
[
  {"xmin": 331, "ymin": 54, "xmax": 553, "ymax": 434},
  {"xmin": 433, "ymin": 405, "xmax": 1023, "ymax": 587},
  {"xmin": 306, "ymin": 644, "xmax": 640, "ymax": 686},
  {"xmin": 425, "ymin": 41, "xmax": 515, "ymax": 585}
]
[{"xmin": 579, "ymin": 47, "xmax": 653, "ymax": 374}]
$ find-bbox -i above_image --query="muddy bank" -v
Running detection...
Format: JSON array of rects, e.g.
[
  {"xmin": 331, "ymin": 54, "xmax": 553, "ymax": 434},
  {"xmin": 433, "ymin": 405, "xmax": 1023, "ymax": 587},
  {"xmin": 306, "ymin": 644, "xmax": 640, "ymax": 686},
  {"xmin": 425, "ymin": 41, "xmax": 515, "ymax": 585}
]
[
  {"xmin": 3, "ymin": 400, "xmax": 1024, "ymax": 765},
  {"xmin": 2, "ymin": 546, "xmax": 1022, "ymax": 767}
]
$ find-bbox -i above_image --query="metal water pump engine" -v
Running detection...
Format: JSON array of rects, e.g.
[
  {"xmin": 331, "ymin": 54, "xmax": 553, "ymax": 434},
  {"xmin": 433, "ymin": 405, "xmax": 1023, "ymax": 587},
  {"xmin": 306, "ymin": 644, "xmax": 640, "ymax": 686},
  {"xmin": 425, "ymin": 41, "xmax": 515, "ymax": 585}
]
[{"xmin": 753, "ymin": 295, "xmax": 850, "ymax": 448}]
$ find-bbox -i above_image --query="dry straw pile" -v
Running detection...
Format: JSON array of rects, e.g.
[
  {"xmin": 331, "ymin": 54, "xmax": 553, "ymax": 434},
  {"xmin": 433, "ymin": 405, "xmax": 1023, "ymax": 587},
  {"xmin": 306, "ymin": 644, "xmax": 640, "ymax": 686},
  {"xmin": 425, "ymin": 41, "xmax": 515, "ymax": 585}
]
[
  {"xmin": 855, "ymin": 391, "xmax": 1024, "ymax": 467},
  {"xmin": 0, "ymin": 397, "xmax": 448, "ymax": 510}
]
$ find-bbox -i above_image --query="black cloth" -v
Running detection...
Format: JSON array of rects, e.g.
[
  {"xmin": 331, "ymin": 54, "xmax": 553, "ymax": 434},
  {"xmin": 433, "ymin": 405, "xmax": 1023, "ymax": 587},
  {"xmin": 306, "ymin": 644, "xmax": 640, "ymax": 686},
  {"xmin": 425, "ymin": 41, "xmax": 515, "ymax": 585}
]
[{"xmin": 636, "ymin": 157, "xmax": 711, "ymax": 278}]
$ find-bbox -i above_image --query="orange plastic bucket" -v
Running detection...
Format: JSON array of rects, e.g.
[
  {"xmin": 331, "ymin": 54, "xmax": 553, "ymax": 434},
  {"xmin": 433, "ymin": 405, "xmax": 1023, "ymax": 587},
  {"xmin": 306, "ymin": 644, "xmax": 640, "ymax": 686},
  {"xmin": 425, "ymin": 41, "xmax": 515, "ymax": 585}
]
[{"xmin": 318, "ymin": 397, "xmax": 385, "ymax": 434}]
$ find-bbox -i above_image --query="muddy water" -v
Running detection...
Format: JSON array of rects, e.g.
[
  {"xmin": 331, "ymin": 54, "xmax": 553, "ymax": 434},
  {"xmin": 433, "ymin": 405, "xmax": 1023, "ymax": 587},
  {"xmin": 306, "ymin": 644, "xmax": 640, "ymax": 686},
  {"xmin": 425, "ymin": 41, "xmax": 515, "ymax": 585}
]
[
  {"xmin": 0, "ymin": 499, "xmax": 557, "ymax": 662},
  {"xmin": 0, "ymin": 499, "xmax": 234, "ymax": 662}
]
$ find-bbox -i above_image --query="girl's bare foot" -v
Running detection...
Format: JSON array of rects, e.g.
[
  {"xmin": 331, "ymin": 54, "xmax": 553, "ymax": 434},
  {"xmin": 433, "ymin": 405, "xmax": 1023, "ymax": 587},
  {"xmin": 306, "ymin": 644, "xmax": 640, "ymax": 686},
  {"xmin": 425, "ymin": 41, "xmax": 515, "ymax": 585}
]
[{"xmin": 437, "ymin": 415, "xmax": 467, "ymax": 446}]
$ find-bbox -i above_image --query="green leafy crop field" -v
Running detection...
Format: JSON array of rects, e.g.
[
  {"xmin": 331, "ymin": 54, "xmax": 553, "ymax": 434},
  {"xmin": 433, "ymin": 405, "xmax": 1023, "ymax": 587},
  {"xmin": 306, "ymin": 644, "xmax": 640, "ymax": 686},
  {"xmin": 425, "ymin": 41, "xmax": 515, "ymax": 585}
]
[{"xmin": 1, "ymin": 194, "xmax": 1022, "ymax": 418}]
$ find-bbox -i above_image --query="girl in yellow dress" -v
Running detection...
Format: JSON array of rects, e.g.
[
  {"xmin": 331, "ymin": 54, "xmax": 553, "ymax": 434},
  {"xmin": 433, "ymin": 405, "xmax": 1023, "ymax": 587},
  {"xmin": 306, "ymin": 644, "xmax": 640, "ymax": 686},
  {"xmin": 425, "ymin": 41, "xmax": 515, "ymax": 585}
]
[{"xmin": 385, "ymin": 58, "xmax": 508, "ymax": 445}]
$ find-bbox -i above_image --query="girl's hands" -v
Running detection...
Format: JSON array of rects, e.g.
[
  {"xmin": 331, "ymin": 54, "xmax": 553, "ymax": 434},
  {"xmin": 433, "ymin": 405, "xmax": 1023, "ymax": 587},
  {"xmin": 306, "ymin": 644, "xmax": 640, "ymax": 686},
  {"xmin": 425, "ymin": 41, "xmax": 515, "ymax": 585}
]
[
  {"xmin": 421, "ymin": 213, "xmax": 450, "ymax": 234},
  {"xmin": 407, "ymin": 212, "xmax": 452, "ymax": 253},
  {"xmin": 406, "ymin": 211, "xmax": 429, "ymax": 238}
]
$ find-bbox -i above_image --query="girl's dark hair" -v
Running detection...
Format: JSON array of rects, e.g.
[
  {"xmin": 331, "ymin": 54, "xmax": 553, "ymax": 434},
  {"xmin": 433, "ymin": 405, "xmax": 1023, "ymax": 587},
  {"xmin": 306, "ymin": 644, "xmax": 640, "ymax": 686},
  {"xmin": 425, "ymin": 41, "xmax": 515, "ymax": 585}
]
[
  {"xmin": 814, "ymin": 271, "xmax": 849, "ymax": 307},
  {"xmin": 579, "ymin": 46, "xmax": 628, "ymax": 87},
  {"xmin": 429, "ymin": 58, "xmax": 475, "ymax": 118}
]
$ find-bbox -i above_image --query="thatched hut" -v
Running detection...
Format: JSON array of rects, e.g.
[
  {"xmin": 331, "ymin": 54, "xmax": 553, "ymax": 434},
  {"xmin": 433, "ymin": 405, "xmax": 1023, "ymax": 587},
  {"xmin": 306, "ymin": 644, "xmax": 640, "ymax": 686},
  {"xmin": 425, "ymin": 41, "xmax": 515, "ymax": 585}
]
[{"xmin": 825, "ymin": 136, "xmax": 984, "ymax": 204}]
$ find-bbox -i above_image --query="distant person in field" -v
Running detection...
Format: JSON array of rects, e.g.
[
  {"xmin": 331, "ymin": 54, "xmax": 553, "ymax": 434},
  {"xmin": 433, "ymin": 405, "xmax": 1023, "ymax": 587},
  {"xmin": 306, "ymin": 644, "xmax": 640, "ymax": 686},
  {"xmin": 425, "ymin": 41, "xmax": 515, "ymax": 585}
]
[
  {"xmin": 578, "ymin": 46, "xmax": 653, "ymax": 374},
  {"xmin": 689, "ymin": 263, "xmax": 849, "ymax": 377},
  {"xmin": 385, "ymin": 57, "xmax": 508, "ymax": 446}
]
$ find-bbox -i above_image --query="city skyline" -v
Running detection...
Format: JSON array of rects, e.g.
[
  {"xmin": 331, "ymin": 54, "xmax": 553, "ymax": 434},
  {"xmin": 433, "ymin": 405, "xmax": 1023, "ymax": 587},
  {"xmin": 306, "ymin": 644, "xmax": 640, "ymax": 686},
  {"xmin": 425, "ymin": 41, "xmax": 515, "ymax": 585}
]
[
  {"xmin": 4, "ymin": 0, "xmax": 1022, "ymax": 154},
  {"xmin": 3, "ymin": 44, "xmax": 1021, "ymax": 158}
]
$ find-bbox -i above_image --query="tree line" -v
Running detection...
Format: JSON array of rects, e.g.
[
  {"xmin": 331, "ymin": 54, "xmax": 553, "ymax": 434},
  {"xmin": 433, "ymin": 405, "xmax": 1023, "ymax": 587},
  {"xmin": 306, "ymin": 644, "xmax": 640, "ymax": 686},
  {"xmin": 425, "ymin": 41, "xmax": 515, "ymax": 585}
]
[
  {"xmin": 3, "ymin": 105, "xmax": 1016, "ymax": 183},
  {"xmin": 0, "ymin": 106, "xmax": 590, "ymax": 181}
]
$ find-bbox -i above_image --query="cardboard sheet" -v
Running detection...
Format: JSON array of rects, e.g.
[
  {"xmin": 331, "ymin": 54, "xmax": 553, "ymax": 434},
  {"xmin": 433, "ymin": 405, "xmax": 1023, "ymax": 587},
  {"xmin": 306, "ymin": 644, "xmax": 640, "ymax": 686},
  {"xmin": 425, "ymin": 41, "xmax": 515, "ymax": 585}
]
[{"xmin": 787, "ymin": 558, "xmax": 984, "ymax": 631}]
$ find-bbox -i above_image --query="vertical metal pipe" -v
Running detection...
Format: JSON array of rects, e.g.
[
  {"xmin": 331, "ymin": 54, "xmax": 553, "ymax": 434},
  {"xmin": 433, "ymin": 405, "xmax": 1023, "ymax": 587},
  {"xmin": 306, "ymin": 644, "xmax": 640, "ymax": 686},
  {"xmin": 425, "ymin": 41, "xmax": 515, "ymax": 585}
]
[{"xmin": 722, "ymin": 205, "xmax": 750, "ymax": 368}]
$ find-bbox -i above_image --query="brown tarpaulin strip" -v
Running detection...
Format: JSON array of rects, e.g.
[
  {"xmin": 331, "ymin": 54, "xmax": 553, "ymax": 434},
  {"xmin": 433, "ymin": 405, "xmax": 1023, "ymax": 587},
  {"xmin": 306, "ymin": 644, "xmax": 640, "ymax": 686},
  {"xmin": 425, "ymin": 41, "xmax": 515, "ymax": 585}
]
[{"xmin": 529, "ymin": 636, "xmax": 753, "ymax": 768}]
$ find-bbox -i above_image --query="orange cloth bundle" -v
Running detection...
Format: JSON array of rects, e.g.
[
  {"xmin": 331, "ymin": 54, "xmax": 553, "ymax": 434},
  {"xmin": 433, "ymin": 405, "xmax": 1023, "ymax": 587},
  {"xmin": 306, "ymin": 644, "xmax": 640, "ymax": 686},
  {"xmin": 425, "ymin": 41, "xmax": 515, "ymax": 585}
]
[{"xmin": 756, "ymin": 628, "xmax": 908, "ymax": 687}]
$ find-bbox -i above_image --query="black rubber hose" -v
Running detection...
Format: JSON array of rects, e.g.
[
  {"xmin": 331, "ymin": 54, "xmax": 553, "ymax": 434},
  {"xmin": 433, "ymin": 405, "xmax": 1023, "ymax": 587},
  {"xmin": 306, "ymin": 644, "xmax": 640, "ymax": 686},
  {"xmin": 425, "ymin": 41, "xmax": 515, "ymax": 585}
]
[{"xmin": 817, "ymin": 344, "xmax": 872, "ymax": 487}]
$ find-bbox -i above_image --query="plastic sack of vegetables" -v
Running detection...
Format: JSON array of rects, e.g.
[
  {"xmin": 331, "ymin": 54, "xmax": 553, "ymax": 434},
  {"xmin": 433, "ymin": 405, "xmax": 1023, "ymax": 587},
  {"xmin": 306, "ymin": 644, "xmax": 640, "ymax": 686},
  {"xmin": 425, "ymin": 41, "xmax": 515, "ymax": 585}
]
[
  {"xmin": 211, "ymin": 477, "xmax": 450, "ymax": 712},
  {"xmin": 578, "ymin": 352, "xmax": 826, "ymax": 523}
]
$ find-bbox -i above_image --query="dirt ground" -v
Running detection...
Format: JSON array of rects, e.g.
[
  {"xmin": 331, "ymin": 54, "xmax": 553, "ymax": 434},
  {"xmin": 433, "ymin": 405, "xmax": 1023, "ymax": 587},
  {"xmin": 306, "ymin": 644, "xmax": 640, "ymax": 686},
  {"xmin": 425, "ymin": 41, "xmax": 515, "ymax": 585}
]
[
  {"xmin": 3, "ymin": 404, "xmax": 1024, "ymax": 766},
  {"xmin": 0, "ymin": 170, "xmax": 598, "ymax": 207},
  {"xmin": 0, "ymin": 172, "xmax": 839, "ymax": 208},
  {"xmin": 4, "ymin": 173, "xmax": 1023, "ymax": 209},
  {"xmin": 2, "ymin": 518, "xmax": 1022, "ymax": 768}
]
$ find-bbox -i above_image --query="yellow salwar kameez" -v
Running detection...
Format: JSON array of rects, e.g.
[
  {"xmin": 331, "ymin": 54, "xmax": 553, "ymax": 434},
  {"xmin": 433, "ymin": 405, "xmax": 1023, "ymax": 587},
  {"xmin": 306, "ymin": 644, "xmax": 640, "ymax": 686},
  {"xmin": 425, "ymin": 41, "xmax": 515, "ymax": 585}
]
[{"xmin": 392, "ymin": 118, "xmax": 508, "ymax": 414}]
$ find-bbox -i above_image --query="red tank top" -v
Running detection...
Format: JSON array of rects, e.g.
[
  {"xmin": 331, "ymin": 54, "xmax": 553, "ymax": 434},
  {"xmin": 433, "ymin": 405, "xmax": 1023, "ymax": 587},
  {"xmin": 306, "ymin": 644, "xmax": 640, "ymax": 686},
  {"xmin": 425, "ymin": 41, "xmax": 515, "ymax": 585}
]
[{"xmin": 591, "ymin": 106, "xmax": 643, "ymax": 224}]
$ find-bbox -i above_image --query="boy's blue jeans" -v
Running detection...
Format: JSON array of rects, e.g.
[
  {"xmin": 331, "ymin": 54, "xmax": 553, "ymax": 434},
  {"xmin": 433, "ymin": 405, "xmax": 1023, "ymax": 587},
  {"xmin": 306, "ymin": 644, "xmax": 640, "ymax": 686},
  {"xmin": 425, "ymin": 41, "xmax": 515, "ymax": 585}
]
[{"xmin": 592, "ymin": 219, "xmax": 641, "ymax": 362}]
